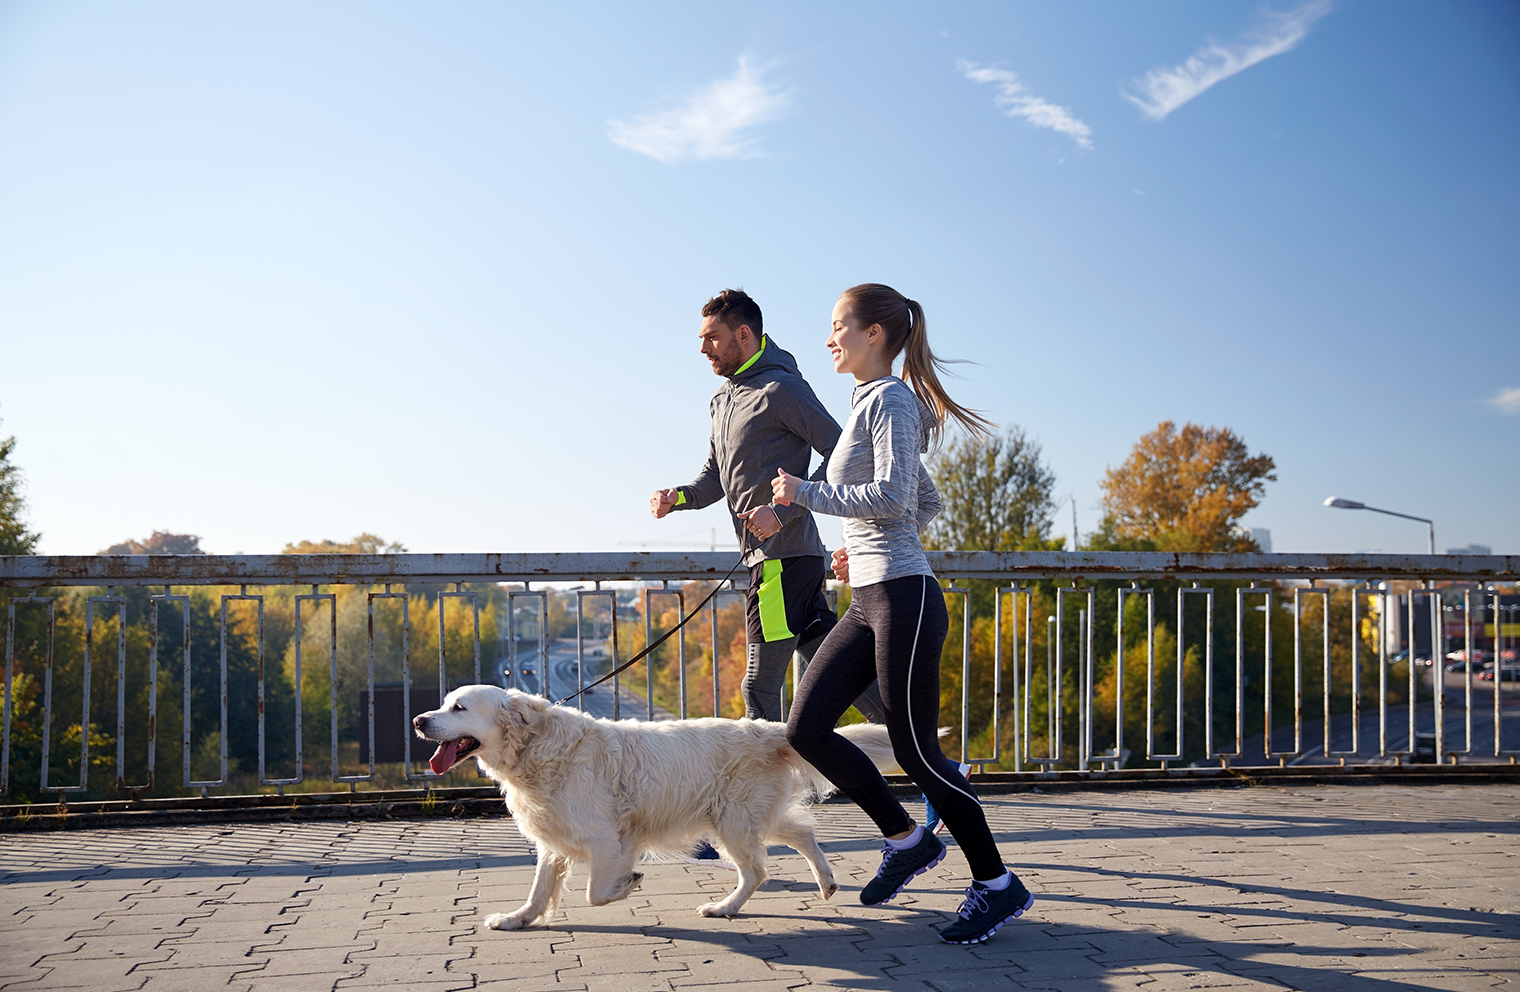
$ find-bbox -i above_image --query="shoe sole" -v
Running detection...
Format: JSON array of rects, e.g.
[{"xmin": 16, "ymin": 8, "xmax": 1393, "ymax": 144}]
[
  {"xmin": 939, "ymin": 890, "xmax": 1035, "ymax": 944},
  {"xmin": 860, "ymin": 843, "xmax": 947, "ymax": 906}
]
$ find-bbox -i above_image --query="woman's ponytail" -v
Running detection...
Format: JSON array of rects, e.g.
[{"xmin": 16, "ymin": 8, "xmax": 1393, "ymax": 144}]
[{"xmin": 840, "ymin": 284, "xmax": 993, "ymax": 446}]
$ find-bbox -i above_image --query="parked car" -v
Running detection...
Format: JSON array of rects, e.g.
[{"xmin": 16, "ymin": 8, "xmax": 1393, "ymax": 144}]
[
  {"xmin": 1445, "ymin": 649, "xmax": 1487, "ymax": 672},
  {"xmin": 1479, "ymin": 665, "xmax": 1520, "ymax": 682}
]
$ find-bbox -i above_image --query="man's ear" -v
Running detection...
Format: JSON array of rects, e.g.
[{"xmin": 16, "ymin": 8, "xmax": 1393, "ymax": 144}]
[{"xmin": 735, "ymin": 323, "xmax": 755, "ymax": 348}]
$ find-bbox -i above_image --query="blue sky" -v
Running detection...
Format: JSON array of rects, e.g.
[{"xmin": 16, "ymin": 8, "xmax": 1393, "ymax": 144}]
[{"xmin": 1, "ymin": 1, "xmax": 1516, "ymax": 557}]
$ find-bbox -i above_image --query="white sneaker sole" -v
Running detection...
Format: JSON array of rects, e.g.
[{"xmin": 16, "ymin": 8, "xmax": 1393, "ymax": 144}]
[{"xmin": 939, "ymin": 890, "xmax": 1035, "ymax": 945}]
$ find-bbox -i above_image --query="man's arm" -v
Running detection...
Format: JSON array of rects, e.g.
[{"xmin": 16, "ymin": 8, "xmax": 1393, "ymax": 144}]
[
  {"xmin": 674, "ymin": 438, "xmax": 725, "ymax": 511},
  {"xmin": 769, "ymin": 379, "xmax": 842, "ymax": 527},
  {"xmin": 652, "ymin": 430, "xmax": 726, "ymax": 518}
]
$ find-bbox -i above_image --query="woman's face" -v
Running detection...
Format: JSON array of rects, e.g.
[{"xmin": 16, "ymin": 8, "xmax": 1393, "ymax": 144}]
[{"xmin": 827, "ymin": 297, "xmax": 883, "ymax": 379}]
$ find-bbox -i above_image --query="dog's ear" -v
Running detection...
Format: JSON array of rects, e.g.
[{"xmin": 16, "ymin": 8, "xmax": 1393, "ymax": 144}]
[{"xmin": 497, "ymin": 689, "xmax": 543, "ymax": 742}]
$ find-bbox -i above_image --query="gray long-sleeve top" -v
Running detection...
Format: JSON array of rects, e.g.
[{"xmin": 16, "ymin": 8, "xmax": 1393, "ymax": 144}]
[
  {"xmin": 673, "ymin": 336, "xmax": 841, "ymax": 567},
  {"xmin": 793, "ymin": 377, "xmax": 941, "ymax": 587}
]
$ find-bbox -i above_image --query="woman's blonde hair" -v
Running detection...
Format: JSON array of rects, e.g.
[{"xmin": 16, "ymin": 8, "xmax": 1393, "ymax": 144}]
[{"xmin": 838, "ymin": 283, "xmax": 994, "ymax": 444}]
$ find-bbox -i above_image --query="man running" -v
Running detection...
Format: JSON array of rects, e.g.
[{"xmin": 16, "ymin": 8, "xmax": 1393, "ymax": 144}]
[{"xmin": 650, "ymin": 288, "xmax": 883, "ymax": 723}]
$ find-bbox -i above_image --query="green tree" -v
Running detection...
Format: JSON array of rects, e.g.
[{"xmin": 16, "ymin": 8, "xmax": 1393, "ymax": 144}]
[
  {"xmin": 919, "ymin": 428, "xmax": 1062, "ymax": 753},
  {"xmin": 0, "ymin": 423, "xmax": 40, "ymax": 554},
  {"xmin": 924, "ymin": 427, "xmax": 1059, "ymax": 552}
]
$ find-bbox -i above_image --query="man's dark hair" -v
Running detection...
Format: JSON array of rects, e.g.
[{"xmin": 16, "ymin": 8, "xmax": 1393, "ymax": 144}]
[{"xmin": 702, "ymin": 288, "xmax": 763, "ymax": 340}]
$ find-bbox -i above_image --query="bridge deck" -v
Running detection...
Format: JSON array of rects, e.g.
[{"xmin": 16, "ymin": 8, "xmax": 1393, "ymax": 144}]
[{"xmin": 3, "ymin": 785, "xmax": 1517, "ymax": 991}]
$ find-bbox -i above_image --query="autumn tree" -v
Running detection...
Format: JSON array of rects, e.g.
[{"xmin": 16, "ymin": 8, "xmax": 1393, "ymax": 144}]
[
  {"xmin": 281, "ymin": 533, "xmax": 407, "ymax": 554},
  {"xmin": 1097, "ymin": 421, "xmax": 1276, "ymax": 552},
  {"xmin": 924, "ymin": 427, "xmax": 1059, "ymax": 551},
  {"xmin": 0, "ymin": 423, "xmax": 40, "ymax": 554},
  {"xmin": 102, "ymin": 531, "xmax": 206, "ymax": 554}
]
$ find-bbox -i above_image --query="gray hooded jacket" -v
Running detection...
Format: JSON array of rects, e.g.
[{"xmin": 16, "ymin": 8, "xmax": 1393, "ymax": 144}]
[{"xmin": 673, "ymin": 336, "xmax": 841, "ymax": 567}]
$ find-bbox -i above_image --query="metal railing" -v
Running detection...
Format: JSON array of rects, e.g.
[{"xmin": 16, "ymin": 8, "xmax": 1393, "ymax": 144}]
[{"xmin": 1, "ymin": 550, "xmax": 1516, "ymax": 801}]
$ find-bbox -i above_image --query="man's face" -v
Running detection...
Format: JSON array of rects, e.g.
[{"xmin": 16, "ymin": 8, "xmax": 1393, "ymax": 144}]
[{"xmin": 698, "ymin": 315, "xmax": 751, "ymax": 376}]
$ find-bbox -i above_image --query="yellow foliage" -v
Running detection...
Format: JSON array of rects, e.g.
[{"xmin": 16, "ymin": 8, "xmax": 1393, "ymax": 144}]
[{"xmin": 1100, "ymin": 421, "xmax": 1276, "ymax": 552}]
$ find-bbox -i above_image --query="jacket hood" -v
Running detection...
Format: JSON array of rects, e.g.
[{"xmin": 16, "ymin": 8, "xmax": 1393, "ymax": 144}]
[{"xmin": 728, "ymin": 335, "xmax": 802, "ymax": 382}]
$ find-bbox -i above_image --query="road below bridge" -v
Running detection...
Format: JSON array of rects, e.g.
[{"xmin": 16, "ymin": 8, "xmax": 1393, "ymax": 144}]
[{"xmin": 504, "ymin": 638, "xmax": 680, "ymax": 721}]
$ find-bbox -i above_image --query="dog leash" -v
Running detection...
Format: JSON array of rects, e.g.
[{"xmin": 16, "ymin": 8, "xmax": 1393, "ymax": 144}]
[{"xmin": 553, "ymin": 528, "xmax": 757, "ymax": 707}]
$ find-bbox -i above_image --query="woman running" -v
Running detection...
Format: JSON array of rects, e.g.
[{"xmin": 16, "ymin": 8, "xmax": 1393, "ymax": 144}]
[{"xmin": 771, "ymin": 283, "xmax": 1033, "ymax": 945}]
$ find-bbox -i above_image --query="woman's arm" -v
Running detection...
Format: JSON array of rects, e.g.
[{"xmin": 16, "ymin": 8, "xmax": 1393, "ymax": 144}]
[
  {"xmin": 914, "ymin": 462, "xmax": 941, "ymax": 533},
  {"xmin": 782, "ymin": 390, "xmax": 923, "ymax": 519}
]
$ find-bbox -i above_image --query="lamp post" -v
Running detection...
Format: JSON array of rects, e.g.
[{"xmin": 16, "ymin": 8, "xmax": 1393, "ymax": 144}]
[{"xmin": 1323, "ymin": 497, "xmax": 1435, "ymax": 554}]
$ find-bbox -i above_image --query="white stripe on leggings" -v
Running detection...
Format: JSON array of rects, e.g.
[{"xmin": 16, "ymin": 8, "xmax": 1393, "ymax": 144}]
[{"xmin": 906, "ymin": 575, "xmax": 979, "ymax": 807}]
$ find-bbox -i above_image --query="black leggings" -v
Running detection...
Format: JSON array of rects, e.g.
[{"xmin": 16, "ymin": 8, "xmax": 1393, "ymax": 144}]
[{"xmin": 785, "ymin": 574, "xmax": 1005, "ymax": 880}]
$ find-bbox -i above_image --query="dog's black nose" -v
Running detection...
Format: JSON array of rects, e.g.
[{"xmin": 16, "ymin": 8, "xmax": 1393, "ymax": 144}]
[{"xmin": 412, "ymin": 714, "xmax": 426, "ymax": 731}]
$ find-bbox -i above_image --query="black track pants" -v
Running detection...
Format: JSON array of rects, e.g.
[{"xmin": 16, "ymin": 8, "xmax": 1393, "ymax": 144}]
[
  {"xmin": 785, "ymin": 574, "xmax": 1005, "ymax": 881},
  {"xmin": 744, "ymin": 627, "xmax": 887, "ymax": 723}
]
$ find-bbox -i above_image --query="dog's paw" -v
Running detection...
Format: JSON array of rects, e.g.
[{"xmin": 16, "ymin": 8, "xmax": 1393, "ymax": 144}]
[
  {"xmin": 696, "ymin": 901, "xmax": 739, "ymax": 918},
  {"xmin": 589, "ymin": 871, "xmax": 645, "ymax": 906},
  {"xmin": 483, "ymin": 912, "xmax": 526, "ymax": 931}
]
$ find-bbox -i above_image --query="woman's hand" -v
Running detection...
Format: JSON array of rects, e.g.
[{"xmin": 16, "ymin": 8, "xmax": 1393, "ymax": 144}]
[
  {"xmin": 771, "ymin": 468, "xmax": 802, "ymax": 506},
  {"xmin": 737, "ymin": 505, "xmax": 782, "ymax": 540},
  {"xmin": 830, "ymin": 546, "xmax": 850, "ymax": 583}
]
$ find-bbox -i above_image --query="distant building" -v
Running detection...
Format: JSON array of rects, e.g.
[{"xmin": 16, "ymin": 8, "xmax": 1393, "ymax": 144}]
[
  {"xmin": 1246, "ymin": 528, "xmax": 1272, "ymax": 553},
  {"xmin": 1445, "ymin": 543, "xmax": 1492, "ymax": 555},
  {"xmin": 506, "ymin": 607, "xmax": 541, "ymax": 642},
  {"xmin": 1380, "ymin": 591, "xmax": 1519, "ymax": 657}
]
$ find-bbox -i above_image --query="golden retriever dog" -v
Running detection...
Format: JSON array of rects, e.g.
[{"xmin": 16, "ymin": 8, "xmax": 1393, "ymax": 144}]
[{"xmin": 412, "ymin": 684, "xmax": 898, "ymax": 930}]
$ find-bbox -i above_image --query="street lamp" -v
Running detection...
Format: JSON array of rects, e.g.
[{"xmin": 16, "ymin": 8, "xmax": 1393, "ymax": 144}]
[{"xmin": 1323, "ymin": 497, "xmax": 1435, "ymax": 554}]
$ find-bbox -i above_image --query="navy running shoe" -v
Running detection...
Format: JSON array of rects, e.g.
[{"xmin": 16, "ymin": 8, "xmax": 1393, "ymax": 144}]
[
  {"xmin": 859, "ymin": 829, "xmax": 947, "ymax": 905},
  {"xmin": 938, "ymin": 872, "xmax": 1034, "ymax": 944},
  {"xmin": 681, "ymin": 840, "xmax": 736, "ymax": 871}
]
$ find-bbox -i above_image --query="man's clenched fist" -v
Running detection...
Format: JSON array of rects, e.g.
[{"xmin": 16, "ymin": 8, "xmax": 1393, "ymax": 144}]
[{"xmin": 650, "ymin": 488, "xmax": 680, "ymax": 519}]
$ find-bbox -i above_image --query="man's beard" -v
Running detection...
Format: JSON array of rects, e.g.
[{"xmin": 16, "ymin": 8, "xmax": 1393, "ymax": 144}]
[{"xmin": 712, "ymin": 341, "xmax": 746, "ymax": 376}]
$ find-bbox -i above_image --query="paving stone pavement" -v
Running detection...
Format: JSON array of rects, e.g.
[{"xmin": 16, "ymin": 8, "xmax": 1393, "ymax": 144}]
[{"xmin": 2, "ymin": 784, "xmax": 1518, "ymax": 991}]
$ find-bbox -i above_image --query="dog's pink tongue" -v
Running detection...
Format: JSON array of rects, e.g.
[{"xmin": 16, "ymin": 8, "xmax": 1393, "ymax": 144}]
[{"xmin": 428, "ymin": 740, "xmax": 459, "ymax": 776}]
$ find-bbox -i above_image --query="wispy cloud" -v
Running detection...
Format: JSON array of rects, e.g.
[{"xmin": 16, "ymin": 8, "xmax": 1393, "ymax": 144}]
[
  {"xmin": 1124, "ymin": 1, "xmax": 1331, "ymax": 121},
  {"xmin": 1488, "ymin": 386, "xmax": 1520, "ymax": 415},
  {"xmin": 957, "ymin": 61, "xmax": 1093, "ymax": 150},
  {"xmin": 607, "ymin": 59, "xmax": 788, "ymax": 164}
]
